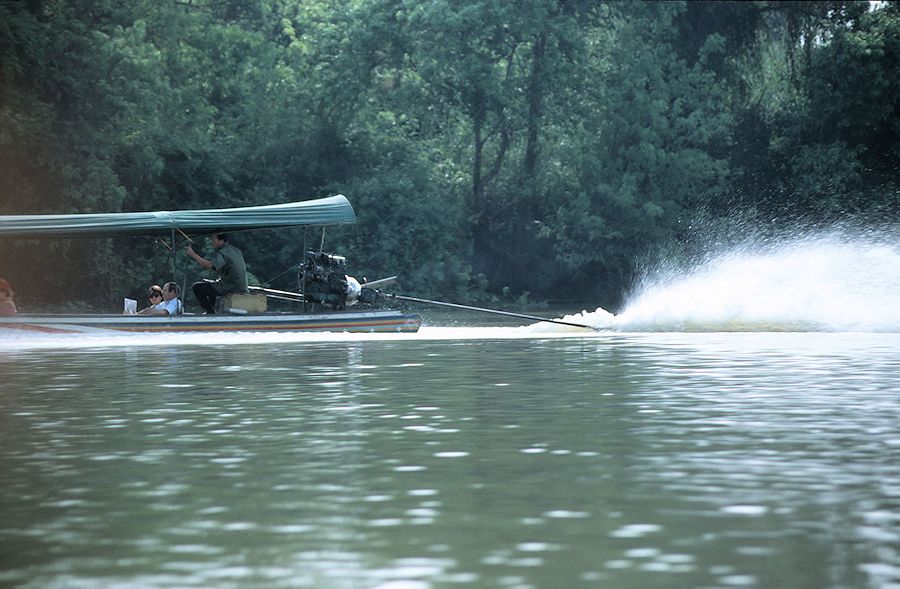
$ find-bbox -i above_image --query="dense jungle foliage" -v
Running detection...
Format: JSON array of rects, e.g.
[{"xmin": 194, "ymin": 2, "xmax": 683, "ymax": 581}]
[{"xmin": 1, "ymin": 0, "xmax": 898, "ymax": 311}]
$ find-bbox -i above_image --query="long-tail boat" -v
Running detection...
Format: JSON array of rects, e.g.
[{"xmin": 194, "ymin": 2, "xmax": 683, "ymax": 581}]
[{"xmin": 0, "ymin": 195, "xmax": 422, "ymax": 334}]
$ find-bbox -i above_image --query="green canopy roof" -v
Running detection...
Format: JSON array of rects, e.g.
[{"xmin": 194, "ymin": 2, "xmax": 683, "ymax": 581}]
[{"xmin": 0, "ymin": 195, "xmax": 356, "ymax": 238}]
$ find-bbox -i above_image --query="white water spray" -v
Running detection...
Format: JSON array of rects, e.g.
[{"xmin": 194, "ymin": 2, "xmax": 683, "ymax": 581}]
[{"xmin": 567, "ymin": 232, "xmax": 900, "ymax": 332}]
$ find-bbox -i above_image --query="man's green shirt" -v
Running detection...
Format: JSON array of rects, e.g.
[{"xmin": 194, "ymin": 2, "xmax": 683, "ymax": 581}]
[{"xmin": 210, "ymin": 243, "xmax": 248, "ymax": 295}]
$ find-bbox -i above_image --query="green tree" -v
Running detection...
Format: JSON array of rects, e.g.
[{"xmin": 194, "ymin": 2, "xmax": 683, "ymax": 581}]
[{"xmin": 542, "ymin": 2, "xmax": 733, "ymax": 304}]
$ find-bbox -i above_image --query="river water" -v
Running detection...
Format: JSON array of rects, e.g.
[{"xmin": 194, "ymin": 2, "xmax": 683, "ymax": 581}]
[{"xmin": 1, "ymin": 235, "xmax": 899, "ymax": 588}]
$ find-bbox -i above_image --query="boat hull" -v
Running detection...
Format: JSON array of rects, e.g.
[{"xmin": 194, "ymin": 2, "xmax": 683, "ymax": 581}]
[{"xmin": 0, "ymin": 310, "xmax": 422, "ymax": 334}]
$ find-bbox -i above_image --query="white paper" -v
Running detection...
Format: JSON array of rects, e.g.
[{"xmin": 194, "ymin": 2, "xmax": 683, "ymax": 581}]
[{"xmin": 123, "ymin": 298, "xmax": 137, "ymax": 314}]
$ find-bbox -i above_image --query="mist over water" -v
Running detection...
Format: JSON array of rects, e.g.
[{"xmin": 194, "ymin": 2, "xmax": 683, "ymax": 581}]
[{"xmin": 571, "ymin": 229, "xmax": 900, "ymax": 332}]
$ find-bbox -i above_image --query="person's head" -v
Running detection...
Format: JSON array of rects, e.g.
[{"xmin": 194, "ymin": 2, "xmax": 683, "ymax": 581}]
[
  {"xmin": 147, "ymin": 284, "xmax": 164, "ymax": 304},
  {"xmin": 0, "ymin": 279, "xmax": 12, "ymax": 299},
  {"xmin": 211, "ymin": 232, "xmax": 228, "ymax": 249},
  {"xmin": 162, "ymin": 282, "xmax": 179, "ymax": 301}
]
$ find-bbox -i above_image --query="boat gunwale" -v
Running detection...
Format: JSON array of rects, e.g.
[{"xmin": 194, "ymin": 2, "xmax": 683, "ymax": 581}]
[{"xmin": 0, "ymin": 309, "xmax": 422, "ymax": 333}]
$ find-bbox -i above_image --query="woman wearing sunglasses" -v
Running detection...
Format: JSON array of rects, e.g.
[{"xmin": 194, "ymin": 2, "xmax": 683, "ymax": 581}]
[{"xmin": 137, "ymin": 283, "xmax": 182, "ymax": 316}]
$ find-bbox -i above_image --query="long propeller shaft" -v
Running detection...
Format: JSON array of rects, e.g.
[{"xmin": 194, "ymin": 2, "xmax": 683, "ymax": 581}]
[{"xmin": 385, "ymin": 294, "xmax": 598, "ymax": 331}]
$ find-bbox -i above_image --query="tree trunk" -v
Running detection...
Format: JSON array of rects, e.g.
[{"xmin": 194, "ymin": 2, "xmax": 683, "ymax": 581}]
[{"xmin": 524, "ymin": 32, "xmax": 547, "ymax": 179}]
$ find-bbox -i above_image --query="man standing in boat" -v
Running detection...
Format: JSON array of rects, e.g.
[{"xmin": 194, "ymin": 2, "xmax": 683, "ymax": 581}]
[{"xmin": 185, "ymin": 232, "xmax": 248, "ymax": 314}]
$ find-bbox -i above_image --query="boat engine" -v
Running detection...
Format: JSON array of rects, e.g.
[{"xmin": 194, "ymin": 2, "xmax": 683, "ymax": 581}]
[{"xmin": 299, "ymin": 251, "xmax": 362, "ymax": 309}]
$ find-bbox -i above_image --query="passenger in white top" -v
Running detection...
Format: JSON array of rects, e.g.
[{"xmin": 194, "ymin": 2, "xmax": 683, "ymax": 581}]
[{"xmin": 138, "ymin": 282, "xmax": 182, "ymax": 315}]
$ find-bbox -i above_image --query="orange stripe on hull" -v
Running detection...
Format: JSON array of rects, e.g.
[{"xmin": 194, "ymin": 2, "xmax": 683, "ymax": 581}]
[
  {"xmin": 103, "ymin": 321, "xmax": 419, "ymax": 332},
  {"xmin": 105, "ymin": 320, "xmax": 419, "ymax": 333},
  {"xmin": 0, "ymin": 323, "xmax": 81, "ymax": 334}
]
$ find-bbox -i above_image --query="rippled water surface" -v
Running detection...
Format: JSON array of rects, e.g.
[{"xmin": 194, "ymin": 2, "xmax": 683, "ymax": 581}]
[{"xmin": 1, "ymin": 331, "xmax": 899, "ymax": 588}]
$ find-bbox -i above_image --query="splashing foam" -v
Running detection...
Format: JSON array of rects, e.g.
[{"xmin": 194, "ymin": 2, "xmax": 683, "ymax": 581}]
[{"xmin": 562, "ymin": 233, "xmax": 900, "ymax": 332}]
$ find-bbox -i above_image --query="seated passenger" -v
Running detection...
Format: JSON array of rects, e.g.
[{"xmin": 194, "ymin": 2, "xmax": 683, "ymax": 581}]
[
  {"xmin": 138, "ymin": 282, "xmax": 181, "ymax": 316},
  {"xmin": 0, "ymin": 279, "xmax": 17, "ymax": 315}
]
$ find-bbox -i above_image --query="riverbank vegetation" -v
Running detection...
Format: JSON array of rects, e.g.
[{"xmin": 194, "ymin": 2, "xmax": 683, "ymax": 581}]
[{"xmin": 1, "ymin": 1, "xmax": 897, "ymax": 311}]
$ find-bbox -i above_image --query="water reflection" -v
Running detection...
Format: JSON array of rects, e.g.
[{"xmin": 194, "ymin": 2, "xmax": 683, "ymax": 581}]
[{"xmin": 0, "ymin": 334, "xmax": 898, "ymax": 588}]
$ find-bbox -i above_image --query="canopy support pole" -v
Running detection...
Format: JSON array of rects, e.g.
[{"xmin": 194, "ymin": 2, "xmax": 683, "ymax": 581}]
[
  {"xmin": 301, "ymin": 228, "xmax": 308, "ymax": 312},
  {"xmin": 170, "ymin": 225, "xmax": 177, "ymax": 281}
]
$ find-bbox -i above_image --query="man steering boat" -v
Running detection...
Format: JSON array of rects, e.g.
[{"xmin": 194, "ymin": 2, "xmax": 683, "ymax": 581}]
[{"xmin": 185, "ymin": 232, "xmax": 248, "ymax": 314}]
